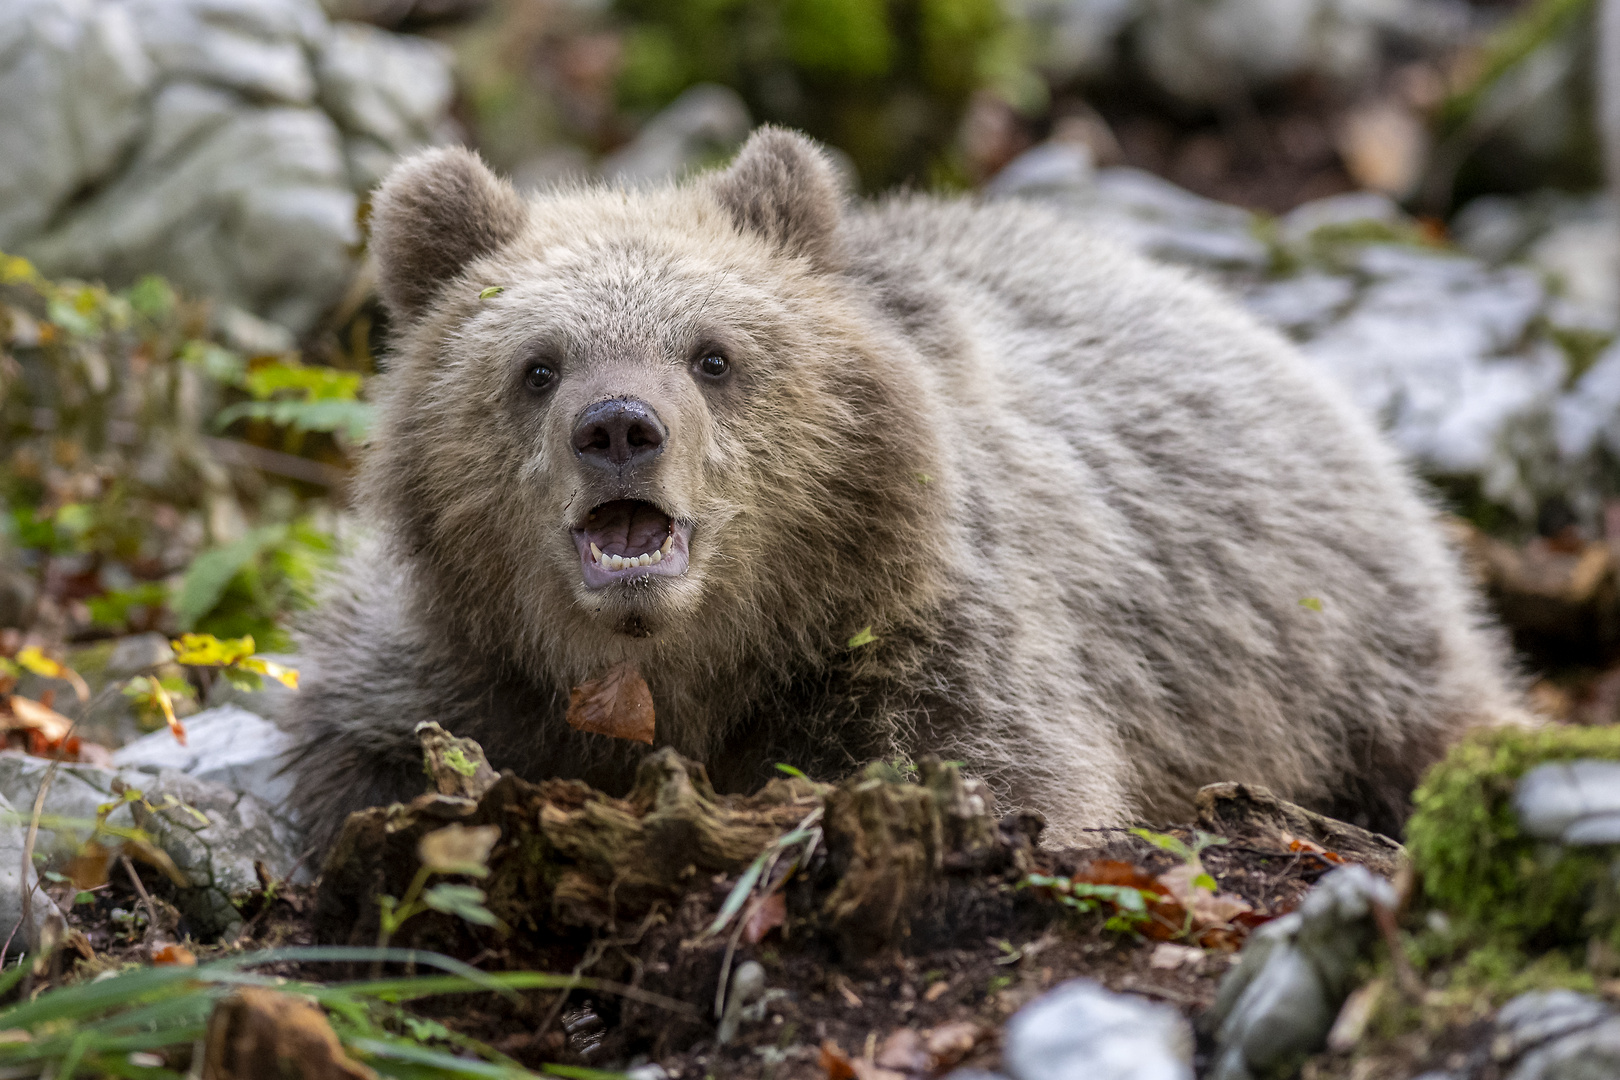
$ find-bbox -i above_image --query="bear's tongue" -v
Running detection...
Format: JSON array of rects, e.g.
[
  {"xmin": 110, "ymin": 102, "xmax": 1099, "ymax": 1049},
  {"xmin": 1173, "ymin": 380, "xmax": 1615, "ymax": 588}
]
[{"xmin": 581, "ymin": 499, "xmax": 672, "ymax": 557}]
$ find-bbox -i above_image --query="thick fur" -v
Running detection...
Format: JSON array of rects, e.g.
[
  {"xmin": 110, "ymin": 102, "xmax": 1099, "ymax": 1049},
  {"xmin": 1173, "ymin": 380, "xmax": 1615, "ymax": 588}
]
[{"xmin": 284, "ymin": 129, "xmax": 1525, "ymax": 853}]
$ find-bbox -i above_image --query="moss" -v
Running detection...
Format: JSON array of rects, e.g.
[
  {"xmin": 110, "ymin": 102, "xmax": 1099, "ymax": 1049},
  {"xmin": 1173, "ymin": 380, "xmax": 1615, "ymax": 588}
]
[{"xmin": 1406, "ymin": 725, "xmax": 1620, "ymax": 950}]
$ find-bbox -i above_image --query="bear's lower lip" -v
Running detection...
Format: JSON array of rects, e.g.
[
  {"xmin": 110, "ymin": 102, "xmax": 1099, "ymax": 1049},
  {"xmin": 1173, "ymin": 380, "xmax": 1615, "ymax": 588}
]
[{"xmin": 572, "ymin": 499, "xmax": 692, "ymax": 589}]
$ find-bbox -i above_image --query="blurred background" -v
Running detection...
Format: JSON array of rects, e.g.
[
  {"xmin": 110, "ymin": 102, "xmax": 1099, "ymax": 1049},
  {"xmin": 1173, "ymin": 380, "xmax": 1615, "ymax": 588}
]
[{"xmin": 0, "ymin": 0, "xmax": 1617, "ymax": 745}]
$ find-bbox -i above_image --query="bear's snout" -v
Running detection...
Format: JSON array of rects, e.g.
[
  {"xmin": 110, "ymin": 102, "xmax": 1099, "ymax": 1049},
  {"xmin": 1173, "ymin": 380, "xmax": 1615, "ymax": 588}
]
[{"xmin": 572, "ymin": 398, "xmax": 667, "ymax": 473}]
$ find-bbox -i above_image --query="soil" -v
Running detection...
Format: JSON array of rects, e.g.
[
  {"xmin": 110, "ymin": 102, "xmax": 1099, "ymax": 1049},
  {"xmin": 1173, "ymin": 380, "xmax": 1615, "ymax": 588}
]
[{"xmin": 54, "ymin": 811, "xmax": 1354, "ymax": 1080}]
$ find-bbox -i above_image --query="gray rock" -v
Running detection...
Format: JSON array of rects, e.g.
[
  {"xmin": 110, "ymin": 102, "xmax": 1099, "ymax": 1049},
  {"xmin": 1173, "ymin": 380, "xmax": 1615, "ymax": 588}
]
[
  {"xmin": 112, "ymin": 704, "xmax": 297, "ymax": 816},
  {"xmin": 0, "ymin": 0, "xmax": 454, "ymax": 335},
  {"xmin": 1514, "ymin": 761, "xmax": 1620, "ymax": 845},
  {"xmin": 1495, "ymin": 990, "xmax": 1613, "ymax": 1060},
  {"xmin": 1509, "ymin": 1016, "xmax": 1620, "ymax": 1080},
  {"xmin": 0, "ymin": 746, "xmax": 302, "ymax": 939},
  {"xmin": 0, "ymin": 790, "xmax": 64, "ymax": 952},
  {"xmin": 106, "ymin": 633, "xmax": 174, "ymax": 678},
  {"xmin": 1207, "ymin": 866, "xmax": 1397, "ymax": 1080},
  {"xmin": 985, "ymin": 141, "xmax": 1095, "ymax": 198},
  {"xmin": 1002, "ymin": 979, "xmax": 1194, "ymax": 1080},
  {"xmin": 602, "ymin": 84, "xmax": 752, "ymax": 186}
]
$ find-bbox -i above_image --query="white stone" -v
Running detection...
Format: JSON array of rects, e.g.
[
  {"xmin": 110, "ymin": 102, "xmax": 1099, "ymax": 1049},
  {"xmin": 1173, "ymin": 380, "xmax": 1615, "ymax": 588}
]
[
  {"xmin": 112, "ymin": 704, "xmax": 296, "ymax": 814},
  {"xmin": 1004, "ymin": 979, "xmax": 1194, "ymax": 1080}
]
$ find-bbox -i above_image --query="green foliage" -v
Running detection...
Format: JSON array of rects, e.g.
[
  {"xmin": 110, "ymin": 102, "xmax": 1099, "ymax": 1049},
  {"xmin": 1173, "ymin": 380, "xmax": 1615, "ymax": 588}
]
[
  {"xmin": 215, "ymin": 358, "xmax": 373, "ymax": 442},
  {"xmin": 1, "ymin": 253, "xmax": 354, "ymax": 647},
  {"xmin": 171, "ymin": 522, "xmax": 331, "ymax": 648},
  {"xmin": 0, "ymin": 946, "xmax": 634, "ymax": 1080},
  {"xmin": 611, "ymin": 0, "xmax": 1036, "ymax": 190},
  {"xmin": 1021, "ymin": 873, "xmax": 1155, "ymax": 934},
  {"xmin": 1406, "ymin": 724, "xmax": 1620, "ymax": 951}
]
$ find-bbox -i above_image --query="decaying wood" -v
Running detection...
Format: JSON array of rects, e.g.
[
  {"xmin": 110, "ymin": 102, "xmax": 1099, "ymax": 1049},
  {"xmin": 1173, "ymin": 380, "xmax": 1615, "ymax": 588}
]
[
  {"xmin": 316, "ymin": 729, "xmax": 1040, "ymax": 957},
  {"xmin": 1195, "ymin": 781, "xmax": 1404, "ymax": 878}
]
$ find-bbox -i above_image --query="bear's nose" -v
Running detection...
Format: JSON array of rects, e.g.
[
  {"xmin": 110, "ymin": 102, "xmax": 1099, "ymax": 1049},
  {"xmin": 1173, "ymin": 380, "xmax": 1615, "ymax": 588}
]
[{"xmin": 572, "ymin": 398, "xmax": 667, "ymax": 471}]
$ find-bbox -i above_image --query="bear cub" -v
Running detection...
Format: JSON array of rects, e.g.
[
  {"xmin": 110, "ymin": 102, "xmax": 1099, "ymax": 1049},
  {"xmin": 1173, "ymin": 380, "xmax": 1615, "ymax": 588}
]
[{"xmin": 284, "ymin": 127, "xmax": 1523, "ymax": 852}]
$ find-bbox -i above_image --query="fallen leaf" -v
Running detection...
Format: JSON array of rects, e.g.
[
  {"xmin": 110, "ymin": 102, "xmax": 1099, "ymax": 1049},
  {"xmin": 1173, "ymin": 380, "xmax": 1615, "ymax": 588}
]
[
  {"xmin": 66, "ymin": 841, "xmax": 112, "ymax": 890},
  {"xmin": 874, "ymin": 1029, "xmax": 927, "ymax": 1073},
  {"xmin": 1155, "ymin": 863, "xmax": 1254, "ymax": 929},
  {"xmin": 566, "ymin": 661, "xmax": 655, "ymax": 744},
  {"xmin": 922, "ymin": 1021, "xmax": 986, "ymax": 1069},
  {"xmin": 203, "ymin": 988, "xmax": 375, "ymax": 1080},
  {"xmin": 152, "ymin": 943, "xmax": 196, "ymax": 967},
  {"xmin": 923, "ymin": 979, "xmax": 951, "ymax": 1002},
  {"xmin": 1149, "ymin": 942, "xmax": 1205, "ymax": 970},
  {"xmin": 820, "ymin": 1040, "xmax": 857, "ymax": 1080},
  {"xmin": 743, "ymin": 891, "xmax": 787, "ymax": 944},
  {"xmin": 6, "ymin": 695, "xmax": 72, "ymax": 741},
  {"xmin": 1283, "ymin": 834, "xmax": 1346, "ymax": 864},
  {"xmin": 417, "ymin": 823, "xmax": 500, "ymax": 877},
  {"xmin": 15, "ymin": 647, "xmax": 89, "ymax": 704}
]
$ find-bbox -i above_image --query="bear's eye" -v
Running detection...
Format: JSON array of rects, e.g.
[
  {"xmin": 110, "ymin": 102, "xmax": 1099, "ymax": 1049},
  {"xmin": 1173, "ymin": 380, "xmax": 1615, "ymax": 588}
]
[
  {"xmin": 524, "ymin": 363, "xmax": 557, "ymax": 393},
  {"xmin": 697, "ymin": 353, "xmax": 730, "ymax": 380}
]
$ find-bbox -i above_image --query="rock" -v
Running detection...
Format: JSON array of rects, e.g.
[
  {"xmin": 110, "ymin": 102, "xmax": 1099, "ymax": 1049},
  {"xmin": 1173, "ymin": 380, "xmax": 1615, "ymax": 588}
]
[
  {"xmin": 0, "ymin": 747, "xmax": 303, "ymax": 938},
  {"xmin": 1206, "ymin": 866, "xmax": 1397, "ymax": 1080},
  {"xmin": 106, "ymin": 633, "xmax": 174, "ymax": 678},
  {"xmin": 1514, "ymin": 761, "xmax": 1620, "ymax": 845},
  {"xmin": 111, "ymin": 705, "xmax": 298, "ymax": 819},
  {"xmin": 0, "ymin": 0, "xmax": 454, "ymax": 335},
  {"xmin": 1001, "ymin": 979, "xmax": 1194, "ymax": 1080},
  {"xmin": 985, "ymin": 141, "xmax": 1096, "ymax": 198},
  {"xmin": 316, "ymin": 21, "xmax": 454, "ymax": 189},
  {"xmin": 1495, "ymin": 990, "xmax": 1613, "ymax": 1060},
  {"xmin": 1495, "ymin": 991, "xmax": 1620, "ymax": 1080},
  {"xmin": 601, "ymin": 84, "xmax": 752, "ymax": 186},
  {"xmin": 0, "ymin": 789, "xmax": 64, "ymax": 952},
  {"xmin": 993, "ymin": 143, "xmax": 1617, "ymax": 524}
]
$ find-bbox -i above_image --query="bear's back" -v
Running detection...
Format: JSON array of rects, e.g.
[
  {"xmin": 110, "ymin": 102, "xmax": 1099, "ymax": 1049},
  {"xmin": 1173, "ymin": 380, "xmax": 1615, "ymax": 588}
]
[{"xmin": 835, "ymin": 195, "xmax": 1521, "ymax": 834}]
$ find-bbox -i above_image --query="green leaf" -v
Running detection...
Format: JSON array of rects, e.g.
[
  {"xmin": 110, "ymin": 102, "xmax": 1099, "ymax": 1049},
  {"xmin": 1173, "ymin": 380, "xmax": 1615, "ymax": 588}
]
[
  {"xmin": 1129, "ymin": 826, "xmax": 1192, "ymax": 861},
  {"xmin": 420, "ymin": 885, "xmax": 500, "ymax": 927},
  {"xmin": 1299, "ymin": 597, "xmax": 1323, "ymax": 612},
  {"xmin": 774, "ymin": 763, "xmax": 808, "ymax": 780},
  {"xmin": 478, "ymin": 286, "xmax": 505, "ymax": 300},
  {"xmin": 172, "ymin": 528, "xmax": 285, "ymax": 630},
  {"xmin": 847, "ymin": 626, "xmax": 877, "ymax": 648},
  {"xmin": 1192, "ymin": 872, "xmax": 1218, "ymax": 893}
]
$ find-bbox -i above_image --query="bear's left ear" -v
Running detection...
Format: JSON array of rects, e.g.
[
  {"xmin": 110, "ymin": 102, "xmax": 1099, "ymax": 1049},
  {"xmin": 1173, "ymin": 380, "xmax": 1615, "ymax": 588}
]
[{"xmin": 708, "ymin": 127, "xmax": 845, "ymax": 270}]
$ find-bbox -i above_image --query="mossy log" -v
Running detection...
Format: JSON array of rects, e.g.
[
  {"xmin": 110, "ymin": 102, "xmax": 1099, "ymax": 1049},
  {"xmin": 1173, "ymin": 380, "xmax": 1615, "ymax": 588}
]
[{"xmin": 314, "ymin": 729, "xmax": 1039, "ymax": 959}]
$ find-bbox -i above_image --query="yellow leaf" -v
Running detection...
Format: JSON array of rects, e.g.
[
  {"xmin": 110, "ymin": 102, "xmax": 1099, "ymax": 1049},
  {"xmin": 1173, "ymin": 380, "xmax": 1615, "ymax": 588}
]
[
  {"xmin": 478, "ymin": 286, "xmax": 504, "ymax": 299},
  {"xmin": 125, "ymin": 676, "xmax": 185, "ymax": 745},
  {"xmin": 847, "ymin": 626, "xmax": 877, "ymax": 648},
  {"xmin": 1299, "ymin": 597, "xmax": 1323, "ymax": 612},
  {"xmin": 171, "ymin": 633, "xmax": 255, "ymax": 667},
  {"xmin": 0, "ymin": 255, "xmax": 38, "ymax": 285},
  {"xmin": 15, "ymin": 646, "xmax": 89, "ymax": 704},
  {"xmin": 237, "ymin": 656, "xmax": 299, "ymax": 689},
  {"xmin": 418, "ymin": 823, "xmax": 501, "ymax": 876}
]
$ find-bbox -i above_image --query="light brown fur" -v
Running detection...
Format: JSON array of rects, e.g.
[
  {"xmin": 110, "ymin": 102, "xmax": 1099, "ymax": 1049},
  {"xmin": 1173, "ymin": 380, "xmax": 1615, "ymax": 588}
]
[{"xmin": 283, "ymin": 130, "xmax": 1526, "ymax": 852}]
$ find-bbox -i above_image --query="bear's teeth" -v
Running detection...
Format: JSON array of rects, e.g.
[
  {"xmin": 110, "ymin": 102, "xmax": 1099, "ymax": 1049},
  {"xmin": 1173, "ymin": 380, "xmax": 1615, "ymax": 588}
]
[
  {"xmin": 590, "ymin": 542, "xmax": 601, "ymax": 561},
  {"xmin": 650, "ymin": 550, "xmax": 662, "ymax": 564},
  {"xmin": 660, "ymin": 535, "xmax": 673, "ymax": 556}
]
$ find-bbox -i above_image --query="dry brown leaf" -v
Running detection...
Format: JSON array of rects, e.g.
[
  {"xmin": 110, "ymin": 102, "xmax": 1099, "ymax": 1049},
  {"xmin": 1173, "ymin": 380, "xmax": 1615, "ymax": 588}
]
[
  {"xmin": 152, "ymin": 943, "xmax": 196, "ymax": 966},
  {"xmin": 66, "ymin": 841, "xmax": 112, "ymax": 890},
  {"xmin": 566, "ymin": 661, "xmax": 655, "ymax": 744},
  {"xmin": 203, "ymin": 988, "xmax": 375, "ymax": 1080},
  {"xmin": 923, "ymin": 1021, "xmax": 988, "ymax": 1069},
  {"xmin": 820, "ymin": 1040, "xmax": 857, "ymax": 1080},
  {"xmin": 743, "ymin": 891, "xmax": 787, "ymax": 944},
  {"xmin": 1155, "ymin": 863, "xmax": 1254, "ymax": 929},
  {"xmin": 6, "ymin": 695, "xmax": 72, "ymax": 741}
]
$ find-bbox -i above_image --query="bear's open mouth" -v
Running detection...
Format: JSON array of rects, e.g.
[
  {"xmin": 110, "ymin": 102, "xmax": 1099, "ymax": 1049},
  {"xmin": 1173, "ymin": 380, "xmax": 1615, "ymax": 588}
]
[{"xmin": 572, "ymin": 499, "xmax": 692, "ymax": 589}]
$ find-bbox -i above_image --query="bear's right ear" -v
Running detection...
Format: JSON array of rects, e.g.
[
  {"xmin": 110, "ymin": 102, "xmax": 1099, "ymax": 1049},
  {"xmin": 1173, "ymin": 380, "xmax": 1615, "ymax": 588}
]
[
  {"xmin": 708, "ymin": 127, "xmax": 845, "ymax": 270},
  {"xmin": 368, "ymin": 147, "xmax": 528, "ymax": 323}
]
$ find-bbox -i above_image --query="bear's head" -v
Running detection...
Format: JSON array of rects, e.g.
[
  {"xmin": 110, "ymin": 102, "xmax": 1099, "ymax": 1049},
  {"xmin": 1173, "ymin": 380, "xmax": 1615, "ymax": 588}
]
[{"xmin": 362, "ymin": 129, "xmax": 953, "ymax": 712}]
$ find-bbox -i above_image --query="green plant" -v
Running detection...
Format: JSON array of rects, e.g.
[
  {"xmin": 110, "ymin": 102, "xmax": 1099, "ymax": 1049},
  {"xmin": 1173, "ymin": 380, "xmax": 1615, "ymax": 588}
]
[{"xmin": 377, "ymin": 824, "xmax": 506, "ymax": 948}]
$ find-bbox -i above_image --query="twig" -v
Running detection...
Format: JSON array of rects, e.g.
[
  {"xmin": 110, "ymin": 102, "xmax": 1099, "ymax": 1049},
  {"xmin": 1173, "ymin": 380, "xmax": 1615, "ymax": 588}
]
[
  {"xmin": 536, "ymin": 907, "xmax": 664, "ymax": 1040},
  {"xmin": 120, "ymin": 854, "xmax": 159, "ymax": 945},
  {"xmin": 1371, "ymin": 898, "xmax": 1425, "ymax": 999}
]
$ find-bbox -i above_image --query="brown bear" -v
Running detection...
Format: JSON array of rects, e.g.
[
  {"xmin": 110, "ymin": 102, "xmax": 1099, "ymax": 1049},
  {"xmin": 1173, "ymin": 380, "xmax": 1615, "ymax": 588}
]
[{"xmin": 283, "ymin": 127, "xmax": 1524, "ymax": 853}]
